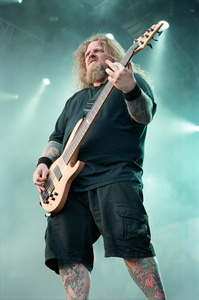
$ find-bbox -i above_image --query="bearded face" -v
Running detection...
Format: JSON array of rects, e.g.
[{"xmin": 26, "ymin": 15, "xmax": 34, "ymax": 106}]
[
  {"xmin": 86, "ymin": 62, "xmax": 107, "ymax": 85},
  {"xmin": 84, "ymin": 41, "xmax": 109, "ymax": 85}
]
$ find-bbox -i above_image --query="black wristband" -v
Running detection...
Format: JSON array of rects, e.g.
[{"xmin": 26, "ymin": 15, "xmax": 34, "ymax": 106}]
[
  {"xmin": 37, "ymin": 157, "xmax": 53, "ymax": 168},
  {"xmin": 125, "ymin": 84, "xmax": 142, "ymax": 101}
]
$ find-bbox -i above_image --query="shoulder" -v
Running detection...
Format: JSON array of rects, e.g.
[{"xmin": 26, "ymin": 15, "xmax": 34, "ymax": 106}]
[
  {"xmin": 67, "ymin": 88, "xmax": 89, "ymax": 104},
  {"xmin": 62, "ymin": 88, "xmax": 91, "ymax": 112}
]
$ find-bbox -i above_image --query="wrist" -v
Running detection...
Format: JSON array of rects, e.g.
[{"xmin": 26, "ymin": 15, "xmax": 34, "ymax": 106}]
[
  {"xmin": 124, "ymin": 83, "xmax": 141, "ymax": 101},
  {"xmin": 37, "ymin": 157, "xmax": 53, "ymax": 168}
]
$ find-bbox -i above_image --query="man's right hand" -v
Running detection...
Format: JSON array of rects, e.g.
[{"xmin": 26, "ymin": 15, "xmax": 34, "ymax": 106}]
[{"xmin": 33, "ymin": 163, "xmax": 49, "ymax": 193}]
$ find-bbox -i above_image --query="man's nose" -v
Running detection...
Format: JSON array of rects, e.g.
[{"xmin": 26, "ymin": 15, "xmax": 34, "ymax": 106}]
[{"xmin": 88, "ymin": 51, "xmax": 96, "ymax": 58}]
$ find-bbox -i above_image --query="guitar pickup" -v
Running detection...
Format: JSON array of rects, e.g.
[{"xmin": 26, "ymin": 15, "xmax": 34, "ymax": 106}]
[{"xmin": 53, "ymin": 165, "xmax": 62, "ymax": 181}]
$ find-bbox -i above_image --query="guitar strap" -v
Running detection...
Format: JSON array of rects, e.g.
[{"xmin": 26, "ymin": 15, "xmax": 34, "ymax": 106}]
[{"xmin": 82, "ymin": 84, "xmax": 105, "ymax": 118}]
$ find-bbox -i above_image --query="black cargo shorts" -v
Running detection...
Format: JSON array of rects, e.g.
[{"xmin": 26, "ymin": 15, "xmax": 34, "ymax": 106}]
[{"xmin": 45, "ymin": 181, "xmax": 155, "ymax": 274}]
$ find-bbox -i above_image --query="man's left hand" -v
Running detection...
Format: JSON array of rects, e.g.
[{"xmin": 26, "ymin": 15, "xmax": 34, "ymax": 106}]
[{"xmin": 105, "ymin": 59, "xmax": 136, "ymax": 93}]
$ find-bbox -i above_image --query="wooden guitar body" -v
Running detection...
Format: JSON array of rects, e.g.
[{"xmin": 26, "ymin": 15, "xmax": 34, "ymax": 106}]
[
  {"xmin": 40, "ymin": 159, "xmax": 85, "ymax": 213},
  {"xmin": 40, "ymin": 119, "xmax": 85, "ymax": 213}
]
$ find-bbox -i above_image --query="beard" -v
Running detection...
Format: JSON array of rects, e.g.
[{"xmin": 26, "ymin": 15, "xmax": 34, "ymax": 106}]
[{"xmin": 86, "ymin": 62, "xmax": 107, "ymax": 85}]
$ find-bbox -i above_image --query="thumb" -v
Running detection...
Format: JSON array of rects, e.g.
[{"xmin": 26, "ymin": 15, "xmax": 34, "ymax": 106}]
[{"xmin": 41, "ymin": 167, "xmax": 49, "ymax": 180}]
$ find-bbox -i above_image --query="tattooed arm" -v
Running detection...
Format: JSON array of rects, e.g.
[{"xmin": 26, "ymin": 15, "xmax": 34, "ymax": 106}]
[
  {"xmin": 33, "ymin": 141, "xmax": 62, "ymax": 192},
  {"xmin": 125, "ymin": 90, "xmax": 154, "ymax": 124},
  {"xmin": 40, "ymin": 140, "xmax": 62, "ymax": 162}
]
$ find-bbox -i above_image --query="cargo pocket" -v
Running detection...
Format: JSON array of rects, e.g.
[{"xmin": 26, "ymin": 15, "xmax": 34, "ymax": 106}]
[{"xmin": 115, "ymin": 204, "xmax": 149, "ymax": 242}]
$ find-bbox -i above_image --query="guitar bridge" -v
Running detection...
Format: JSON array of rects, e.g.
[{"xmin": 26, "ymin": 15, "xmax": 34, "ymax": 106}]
[{"xmin": 41, "ymin": 191, "xmax": 50, "ymax": 204}]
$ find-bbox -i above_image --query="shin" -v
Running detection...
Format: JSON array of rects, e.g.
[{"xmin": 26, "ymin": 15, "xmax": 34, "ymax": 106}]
[
  {"xmin": 124, "ymin": 256, "xmax": 166, "ymax": 300},
  {"xmin": 59, "ymin": 261, "xmax": 90, "ymax": 300}
]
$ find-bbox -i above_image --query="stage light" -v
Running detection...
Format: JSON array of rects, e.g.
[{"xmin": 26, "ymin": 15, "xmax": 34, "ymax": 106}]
[
  {"xmin": 106, "ymin": 33, "xmax": 114, "ymax": 40},
  {"xmin": 166, "ymin": 116, "xmax": 199, "ymax": 134},
  {"xmin": 181, "ymin": 122, "xmax": 199, "ymax": 133},
  {"xmin": 194, "ymin": 126, "xmax": 199, "ymax": 132},
  {"xmin": 18, "ymin": 81, "xmax": 47, "ymax": 126},
  {"xmin": 159, "ymin": 20, "xmax": 169, "ymax": 30},
  {"xmin": 42, "ymin": 78, "xmax": 51, "ymax": 85},
  {"xmin": 144, "ymin": 20, "xmax": 167, "ymax": 79},
  {"xmin": 0, "ymin": 92, "xmax": 19, "ymax": 101},
  {"xmin": 18, "ymin": 0, "xmax": 23, "ymax": 3}
]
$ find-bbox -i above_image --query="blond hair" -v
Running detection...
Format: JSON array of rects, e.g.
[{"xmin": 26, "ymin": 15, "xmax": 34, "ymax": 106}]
[{"xmin": 72, "ymin": 34, "xmax": 153, "ymax": 91}]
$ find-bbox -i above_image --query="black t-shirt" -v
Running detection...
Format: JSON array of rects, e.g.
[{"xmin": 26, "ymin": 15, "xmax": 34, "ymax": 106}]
[{"xmin": 49, "ymin": 74, "xmax": 156, "ymax": 191}]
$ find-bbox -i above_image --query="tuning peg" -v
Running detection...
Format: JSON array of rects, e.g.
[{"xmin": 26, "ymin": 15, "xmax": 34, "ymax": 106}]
[
  {"xmin": 147, "ymin": 43, "xmax": 153, "ymax": 49},
  {"xmin": 152, "ymin": 37, "xmax": 158, "ymax": 42},
  {"xmin": 157, "ymin": 30, "xmax": 163, "ymax": 36}
]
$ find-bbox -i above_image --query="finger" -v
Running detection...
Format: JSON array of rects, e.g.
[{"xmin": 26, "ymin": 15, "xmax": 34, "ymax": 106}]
[
  {"xmin": 127, "ymin": 62, "xmax": 133, "ymax": 72},
  {"xmin": 37, "ymin": 185, "xmax": 45, "ymax": 193},
  {"xmin": 34, "ymin": 177, "xmax": 46, "ymax": 186},
  {"xmin": 105, "ymin": 67, "xmax": 115, "ymax": 77},
  {"xmin": 42, "ymin": 168, "xmax": 50, "ymax": 180},
  {"xmin": 105, "ymin": 60, "xmax": 121, "ymax": 71}
]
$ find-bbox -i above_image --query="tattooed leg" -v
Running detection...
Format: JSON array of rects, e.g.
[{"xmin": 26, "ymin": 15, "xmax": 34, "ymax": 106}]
[
  {"xmin": 124, "ymin": 257, "xmax": 166, "ymax": 300},
  {"xmin": 59, "ymin": 261, "xmax": 90, "ymax": 300}
]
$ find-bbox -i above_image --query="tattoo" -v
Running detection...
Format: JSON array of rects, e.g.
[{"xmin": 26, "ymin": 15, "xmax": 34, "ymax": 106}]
[
  {"xmin": 125, "ymin": 257, "xmax": 166, "ymax": 300},
  {"xmin": 59, "ymin": 261, "xmax": 90, "ymax": 300},
  {"xmin": 41, "ymin": 141, "xmax": 62, "ymax": 162},
  {"xmin": 125, "ymin": 91, "xmax": 153, "ymax": 124}
]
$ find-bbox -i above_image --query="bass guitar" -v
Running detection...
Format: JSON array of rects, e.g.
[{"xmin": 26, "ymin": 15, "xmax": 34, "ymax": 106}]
[{"xmin": 40, "ymin": 22, "xmax": 163, "ymax": 213}]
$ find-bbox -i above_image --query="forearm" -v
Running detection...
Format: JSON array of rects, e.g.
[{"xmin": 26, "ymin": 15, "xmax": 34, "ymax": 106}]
[
  {"xmin": 40, "ymin": 141, "xmax": 62, "ymax": 162},
  {"xmin": 125, "ymin": 86, "xmax": 154, "ymax": 124}
]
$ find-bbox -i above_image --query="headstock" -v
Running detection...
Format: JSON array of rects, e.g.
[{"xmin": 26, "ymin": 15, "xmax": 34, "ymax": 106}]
[
  {"xmin": 121, "ymin": 23, "xmax": 164, "ymax": 67},
  {"xmin": 133, "ymin": 22, "xmax": 164, "ymax": 54}
]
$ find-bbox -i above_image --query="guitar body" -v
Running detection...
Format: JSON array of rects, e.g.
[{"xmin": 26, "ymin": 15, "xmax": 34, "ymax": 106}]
[
  {"xmin": 40, "ymin": 159, "xmax": 85, "ymax": 213},
  {"xmin": 40, "ymin": 119, "xmax": 85, "ymax": 213}
]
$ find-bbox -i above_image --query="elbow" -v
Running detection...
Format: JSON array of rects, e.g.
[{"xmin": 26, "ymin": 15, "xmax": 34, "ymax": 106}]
[
  {"xmin": 143, "ymin": 112, "xmax": 153, "ymax": 124},
  {"xmin": 131, "ymin": 111, "xmax": 153, "ymax": 125}
]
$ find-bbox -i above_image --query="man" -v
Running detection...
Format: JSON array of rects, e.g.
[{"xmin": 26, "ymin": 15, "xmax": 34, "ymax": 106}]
[{"xmin": 33, "ymin": 34, "xmax": 166, "ymax": 299}]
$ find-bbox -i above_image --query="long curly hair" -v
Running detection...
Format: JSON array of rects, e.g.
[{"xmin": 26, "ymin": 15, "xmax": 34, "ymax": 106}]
[{"xmin": 72, "ymin": 34, "xmax": 153, "ymax": 91}]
